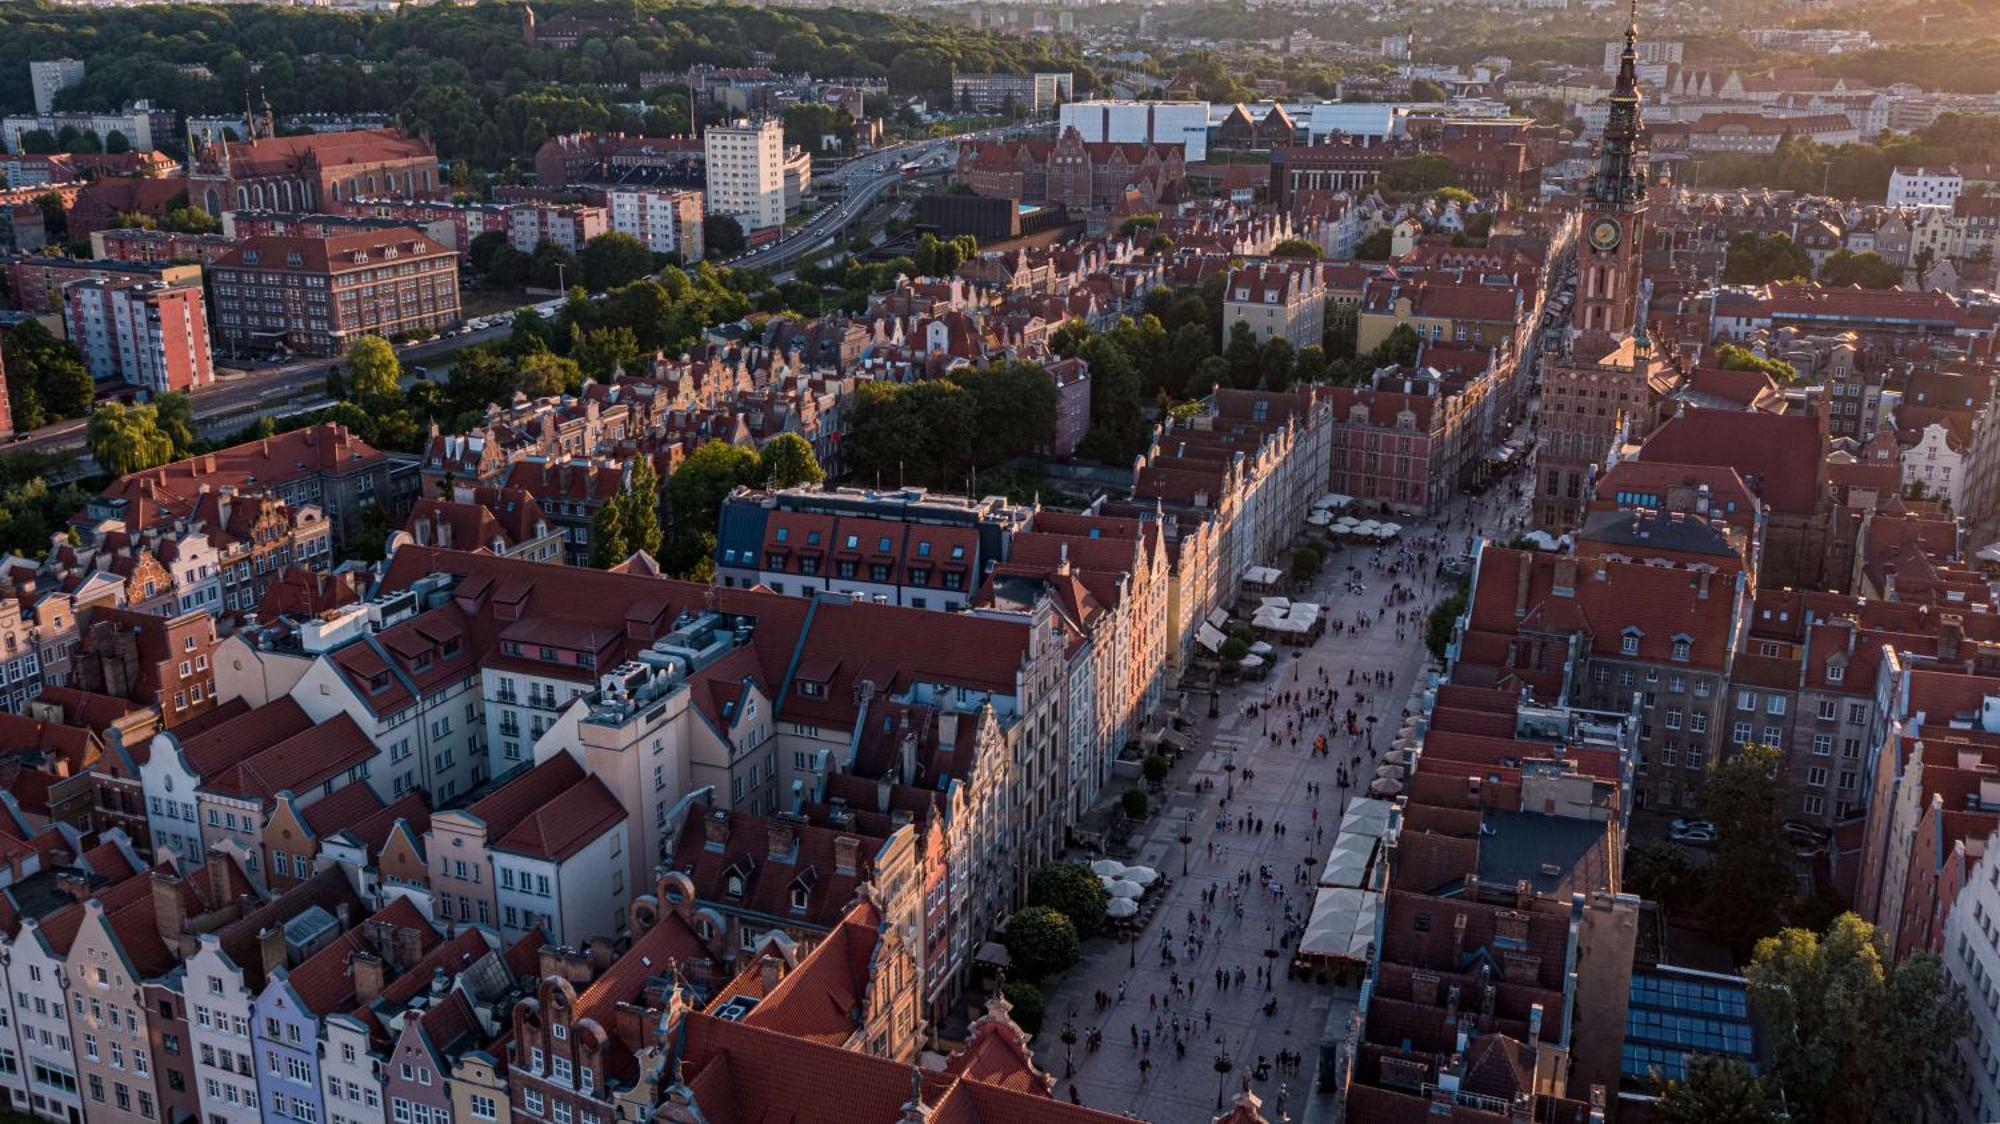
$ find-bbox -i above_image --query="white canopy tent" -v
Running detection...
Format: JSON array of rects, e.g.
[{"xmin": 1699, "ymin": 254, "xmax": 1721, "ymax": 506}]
[{"xmin": 1298, "ymin": 886, "xmax": 1381, "ymax": 963}]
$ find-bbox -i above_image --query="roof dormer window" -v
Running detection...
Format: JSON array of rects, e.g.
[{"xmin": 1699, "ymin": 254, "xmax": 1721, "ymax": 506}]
[{"xmin": 1620, "ymin": 628, "xmax": 1642, "ymax": 656}]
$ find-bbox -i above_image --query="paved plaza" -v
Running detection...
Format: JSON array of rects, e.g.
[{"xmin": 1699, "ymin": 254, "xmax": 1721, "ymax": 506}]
[{"xmin": 1028, "ymin": 486, "xmax": 1529, "ymax": 1122}]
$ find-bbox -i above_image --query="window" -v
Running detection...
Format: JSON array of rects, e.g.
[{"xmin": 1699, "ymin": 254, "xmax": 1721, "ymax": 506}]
[
  {"xmin": 1621, "ymin": 632, "xmax": 1640, "ymax": 656},
  {"xmin": 1767, "ymin": 695, "xmax": 1787, "ymax": 716},
  {"xmin": 523, "ymin": 1089, "xmax": 544, "ymax": 1116},
  {"xmin": 469, "ymin": 1095, "xmax": 497, "ymax": 1120},
  {"xmin": 1664, "ymin": 708, "xmax": 1682, "ymax": 730},
  {"xmin": 1737, "ymin": 690, "xmax": 1755, "ymax": 711},
  {"xmin": 1672, "ymin": 638, "xmax": 1691, "ymax": 661},
  {"xmin": 1807, "ymin": 767, "xmax": 1829, "ymax": 787},
  {"xmin": 1818, "ymin": 699, "xmax": 1838, "ymax": 721},
  {"xmin": 1733, "ymin": 721, "xmax": 1753, "ymax": 745},
  {"xmin": 1803, "ymin": 795, "xmax": 1825, "ymax": 816},
  {"xmin": 1827, "ymin": 663, "xmax": 1845, "ymax": 684},
  {"xmin": 1848, "ymin": 703, "xmax": 1867, "ymax": 724}
]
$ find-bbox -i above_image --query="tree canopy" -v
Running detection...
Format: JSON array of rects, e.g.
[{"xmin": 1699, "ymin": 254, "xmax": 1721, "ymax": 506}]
[
  {"xmin": 1002, "ymin": 905, "xmax": 1080, "ymax": 983},
  {"xmin": 1722, "ymin": 232, "xmax": 1813, "ymax": 286},
  {"xmin": 1748, "ymin": 912, "xmax": 1967, "ymax": 1123},
  {"xmin": 1699, "ymin": 743, "xmax": 1794, "ymax": 955}
]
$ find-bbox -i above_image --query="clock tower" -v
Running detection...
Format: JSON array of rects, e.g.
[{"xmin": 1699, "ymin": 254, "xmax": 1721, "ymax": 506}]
[
  {"xmin": 1534, "ymin": 0, "xmax": 1665, "ymax": 531},
  {"xmin": 1573, "ymin": 0, "xmax": 1648, "ymax": 340}
]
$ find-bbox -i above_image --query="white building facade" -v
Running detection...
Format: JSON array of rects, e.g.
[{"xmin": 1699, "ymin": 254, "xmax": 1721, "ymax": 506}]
[{"xmin": 703, "ymin": 118, "xmax": 786, "ymax": 235}]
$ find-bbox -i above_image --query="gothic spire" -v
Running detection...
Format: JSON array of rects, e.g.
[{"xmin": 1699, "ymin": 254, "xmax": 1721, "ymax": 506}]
[{"xmin": 1589, "ymin": 0, "xmax": 1646, "ymax": 207}]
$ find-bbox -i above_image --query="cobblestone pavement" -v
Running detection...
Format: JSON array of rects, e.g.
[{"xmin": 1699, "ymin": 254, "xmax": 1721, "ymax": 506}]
[{"xmin": 1029, "ymin": 486, "xmax": 1531, "ymax": 1122}]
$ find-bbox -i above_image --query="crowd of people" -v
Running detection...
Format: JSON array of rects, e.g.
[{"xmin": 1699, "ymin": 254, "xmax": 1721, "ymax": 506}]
[{"xmin": 1043, "ymin": 477, "xmax": 1534, "ymax": 1112}]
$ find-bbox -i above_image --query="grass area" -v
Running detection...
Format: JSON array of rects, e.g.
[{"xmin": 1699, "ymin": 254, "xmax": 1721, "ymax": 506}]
[{"xmin": 459, "ymin": 287, "xmax": 534, "ymax": 319}]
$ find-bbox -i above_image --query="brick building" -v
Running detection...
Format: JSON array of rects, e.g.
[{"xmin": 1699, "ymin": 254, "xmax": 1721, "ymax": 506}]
[{"xmin": 209, "ymin": 228, "xmax": 459, "ymax": 357}]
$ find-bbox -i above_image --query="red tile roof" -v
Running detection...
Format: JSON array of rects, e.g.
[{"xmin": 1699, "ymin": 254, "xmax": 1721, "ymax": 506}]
[
  {"xmin": 492, "ymin": 775, "xmax": 625, "ymax": 862},
  {"xmin": 1638, "ymin": 407, "xmax": 1824, "ymax": 515}
]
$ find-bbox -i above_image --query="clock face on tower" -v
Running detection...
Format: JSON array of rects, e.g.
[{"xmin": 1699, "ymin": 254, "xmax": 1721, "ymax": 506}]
[{"xmin": 1588, "ymin": 217, "xmax": 1623, "ymax": 253}]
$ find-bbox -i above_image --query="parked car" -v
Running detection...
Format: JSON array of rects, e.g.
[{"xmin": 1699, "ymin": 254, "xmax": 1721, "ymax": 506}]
[{"xmin": 1669, "ymin": 818, "xmax": 1716, "ymax": 846}]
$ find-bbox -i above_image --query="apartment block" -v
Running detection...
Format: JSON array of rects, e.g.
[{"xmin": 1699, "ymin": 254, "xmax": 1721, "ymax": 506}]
[{"xmin": 64, "ymin": 278, "xmax": 215, "ymax": 392}]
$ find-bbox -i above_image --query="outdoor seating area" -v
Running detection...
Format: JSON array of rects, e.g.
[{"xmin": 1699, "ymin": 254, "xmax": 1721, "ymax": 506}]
[
  {"xmin": 1251, "ymin": 596, "xmax": 1324, "ymax": 645},
  {"xmin": 1093, "ymin": 858, "xmax": 1168, "ymax": 932},
  {"xmin": 1329, "ymin": 516, "xmax": 1404, "ymax": 542},
  {"xmin": 1294, "ymin": 796, "xmax": 1396, "ymax": 984}
]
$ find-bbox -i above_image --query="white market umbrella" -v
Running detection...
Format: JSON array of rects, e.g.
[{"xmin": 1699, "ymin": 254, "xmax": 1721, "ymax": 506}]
[
  {"xmin": 1123, "ymin": 866, "xmax": 1160, "ymax": 886},
  {"xmin": 1105, "ymin": 879, "xmax": 1145, "ymax": 899},
  {"xmin": 1091, "ymin": 859, "xmax": 1127, "ymax": 878},
  {"xmin": 1369, "ymin": 777, "xmax": 1404, "ymax": 797},
  {"xmin": 1106, "ymin": 897, "xmax": 1140, "ymax": 919}
]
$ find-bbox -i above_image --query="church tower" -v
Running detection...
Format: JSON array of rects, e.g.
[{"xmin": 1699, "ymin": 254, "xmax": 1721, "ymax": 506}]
[
  {"xmin": 1534, "ymin": 0, "xmax": 1666, "ymax": 532},
  {"xmin": 1572, "ymin": 0, "xmax": 1648, "ymax": 341}
]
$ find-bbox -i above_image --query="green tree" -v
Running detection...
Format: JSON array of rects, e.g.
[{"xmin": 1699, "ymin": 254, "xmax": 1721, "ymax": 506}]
[
  {"xmin": 703, "ymin": 214, "xmax": 746, "ymax": 259},
  {"xmin": 590, "ymin": 489, "xmax": 631, "ymax": 568},
  {"xmin": 574, "ymin": 326, "xmax": 639, "ymax": 382},
  {"xmin": 580, "ymin": 231, "xmax": 655, "ymax": 289},
  {"xmin": 1027, "ymin": 862, "xmax": 1109, "ymax": 940},
  {"xmin": 1748, "ymin": 912, "xmax": 1968, "ymax": 1123},
  {"xmin": 468, "ymin": 231, "xmax": 510, "ymax": 276},
  {"xmin": 1723, "ymin": 232, "xmax": 1813, "ymax": 285},
  {"xmin": 87, "ymin": 402, "xmax": 177, "ymax": 476},
  {"xmin": 1294, "ymin": 344, "xmax": 1328, "ymax": 386},
  {"xmin": 1224, "ymin": 321, "xmax": 1262, "ymax": 388},
  {"xmin": 665, "ymin": 440, "xmax": 762, "ymax": 575},
  {"xmin": 1270, "ymin": 237, "xmax": 1323, "ymax": 258},
  {"xmin": 618, "ymin": 454, "xmax": 664, "ymax": 562},
  {"xmin": 1699, "ymin": 743, "xmax": 1793, "ymax": 955},
  {"xmin": 35, "ymin": 350, "xmax": 94, "ymax": 420},
  {"xmin": 1714, "ymin": 343, "xmax": 1797, "ymax": 386},
  {"xmin": 1819, "ymin": 249, "xmax": 1903, "ymax": 289},
  {"xmin": 1001, "ymin": 905, "xmax": 1080, "ymax": 982},
  {"xmin": 758, "ymin": 432, "xmax": 825, "ymax": 489},
  {"xmin": 348, "ymin": 504, "xmax": 397, "ymax": 565},
  {"xmin": 1656, "ymin": 1054, "xmax": 1782, "ymax": 1124},
  {"xmin": 1120, "ymin": 788, "xmax": 1150, "ymax": 820},
  {"xmin": 1409, "ymin": 78, "xmax": 1448, "ymax": 102},
  {"xmin": 345, "ymin": 335, "xmax": 402, "ymax": 403},
  {"xmin": 1434, "ymin": 186, "xmax": 1477, "ymax": 207},
  {"xmin": 1259, "ymin": 336, "xmax": 1296, "ymax": 390},
  {"xmin": 102, "ymin": 129, "xmax": 131, "ymax": 155},
  {"xmin": 1074, "ymin": 334, "xmax": 1146, "ymax": 462},
  {"xmin": 1001, "ymin": 980, "xmax": 1045, "ymax": 1035},
  {"xmin": 1141, "ymin": 754, "xmax": 1171, "ymax": 785},
  {"xmin": 507, "ymin": 308, "xmax": 555, "ymax": 355},
  {"xmin": 530, "ymin": 240, "xmax": 583, "ymax": 291},
  {"xmin": 162, "ymin": 207, "xmax": 220, "ymax": 235},
  {"xmin": 1425, "ymin": 591, "xmax": 1465, "ymax": 661},
  {"xmin": 152, "ymin": 391, "xmax": 195, "ymax": 458},
  {"xmin": 517, "ymin": 351, "xmax": 583, "ymax": 398},
  {"xmin": 1353, "ymin": 227, "xmax": 1395, "ymax": 261}
]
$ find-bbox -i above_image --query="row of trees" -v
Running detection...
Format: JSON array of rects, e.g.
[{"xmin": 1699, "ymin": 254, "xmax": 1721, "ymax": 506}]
[
  {"xmin": 0, "ymin": 3, "xmax": 1087, "ymax": 167},
  {"xmin": 469, "ymin": 230, "xmax": 659, "ymax": 291},
  {"xmin": 644, "ymin": 434, "xmax": 825, "ymax": 578},
  {"xmin": 1, "ymin": 320, "xmax": 95, "ymax": 432},
  {"xmin": 1692, "ymin": 118, "xmax": 2000, "ymax": 201},
  {"xmin": 843, "ymin": 361, "xmax": 1059, "ymax": 491}
]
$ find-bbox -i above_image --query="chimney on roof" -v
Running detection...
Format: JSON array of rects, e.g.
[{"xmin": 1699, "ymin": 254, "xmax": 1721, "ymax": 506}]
[
  {"xmin": 704, "ymin": 809, "xmax": 730, "ymax": 846},
  {"xmin": 767, "ymin": 819, "xmax": 797, "ymax": 863},
  {"xmin": 205, "ymin": 851, "xmax": 233, "ymax": 904},
  {"xmin": 1943, "ymin": 614, "xmax": 1965, "ymax": 661},
  {"xmin": 151, "ymin": 872, "xmax": 186, "ymax": 945},
  {"xmin": 1552, "ymin": 556, "xmax": 1578, "ymax": 598},
  {"xmin": 833, "ymin": 834, "xmax": 860, "ymax": 876},
  {"xmin": 258, "ymin": 925, "xmax": 287, "ymax": 979},
  {"xmin": 352, "ymin": 951, "xmax": 386, "ymax": 1004},
  {"xmin": 1698, "ymin": 571, "xmax": 1712, "ymax": 600}
]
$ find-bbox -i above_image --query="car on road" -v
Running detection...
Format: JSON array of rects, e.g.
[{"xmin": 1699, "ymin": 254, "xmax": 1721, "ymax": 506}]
[{"xmin": 1669, "ymin": 818, "xmax": 1716, "ymax": 845}]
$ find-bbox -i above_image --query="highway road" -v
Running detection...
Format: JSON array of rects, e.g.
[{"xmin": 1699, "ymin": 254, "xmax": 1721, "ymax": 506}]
[
  {"xmin": 3, "ymin": 126, "xmax": 1040, "ymax": 464},
  {"xmin": 4, "ymin": 322, "xmax": 513, "ymax": 461},
  {"xmin": 724, "ymin": 125, "xmax": 1034, "ymax": 274}
]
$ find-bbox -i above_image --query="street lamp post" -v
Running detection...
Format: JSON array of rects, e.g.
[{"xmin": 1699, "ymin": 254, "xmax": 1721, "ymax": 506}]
[
  {"xmin": 1214, "ymin": 1054, "xmax": 1235, "ymax": 1112},
  {"xmin": 1060, "ymin": 1023, "xmax": 1077, "ymax": 1079},
  {"xmin": 1168, "ymin": 804, "xmax": 1184, "ymax": 876}
]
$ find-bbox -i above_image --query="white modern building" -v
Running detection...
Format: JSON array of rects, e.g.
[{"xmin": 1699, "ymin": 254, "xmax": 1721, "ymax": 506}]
[
  {"xmin": 28, "ymin": 59, "xmax": 85, "ymax": 117},
  {"xmin": 1947, "ymin": 833, "xmax": 2000, "ymax": 1124},
  {"xmin": 1889, "ymin": 165, "xmax": 1963, "ymax": 208},
  {"xmin": 1060, "ymin": 100, "xmax": 1214, "ymax": 161},
  {"xmin": 704, "ymin": 118, "xmax": 786, "ymax": 235},
  {"xmin": 607, "ymin": 186, "xmax": 705, "ymax": 258}
]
